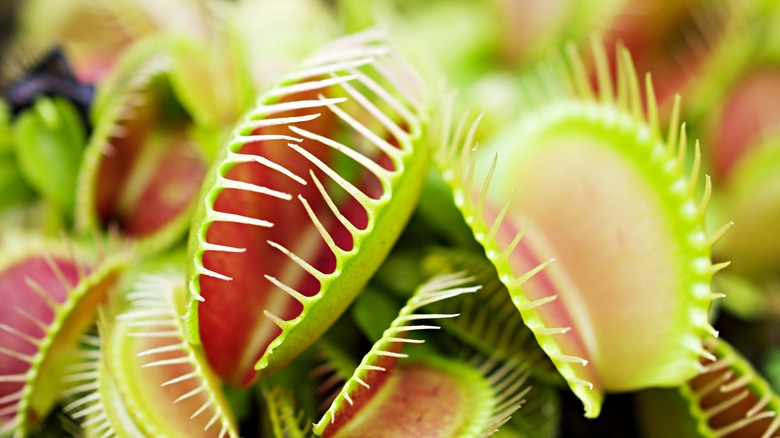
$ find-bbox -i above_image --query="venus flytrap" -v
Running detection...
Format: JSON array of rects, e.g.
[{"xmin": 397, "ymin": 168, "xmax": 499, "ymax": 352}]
[
  {"xmin": 76, "ymin": 34, "xmax": 247, "ymax": 255},
  {"xmin": 422, "ymin": 248, "xmax": 560, "ymax": 386},
  {"xmin": 62, "ymin": 329, "xmax": 147, "ymax": 438},
  {"xmin": 185, "ymin": 28, "xmax": 430, "ymax": 387},
  {"xmin": 6, "ymin": 3, "xmax": 780, "ymax": 435},
  {"xmin": 61, "ymin": 271, "xmax": 238, "ymax": 438},
  {"xmin": 680, "ymin": 338, "xmax": 780, "ymax": 437},
  {"xmin": 437, "ymin": 41, "xmax": 730, "ymax": 417},
  {"xmin": 0, "ymin": 233, "xmax": 130, "ymax": 436},
  {"xmin": 314, "ymin": 271, "xmax": 532, "ymax": 438},
  {"xmin": 421, "ymin": 248, "xmax": 562, "ymax": 437}
]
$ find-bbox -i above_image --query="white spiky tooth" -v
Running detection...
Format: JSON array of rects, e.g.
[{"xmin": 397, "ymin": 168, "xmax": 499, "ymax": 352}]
[
  {"xmin": 136, "ymin": 343, "xmax": 182, "ymax": 357},
  {"xmin": 348, "ymin": 68, "xmax": 417, "ymax": 127},
  {"xmin": 519, "ymin": 294, "xmax": 558, "ymax": 311},
  {"xmin": 190, "ymin": 398, "xmax": 212, "ymax": 420},
  {"xmin": 308, "ymin": 171, "xmax": 359, "ymax": 235},
  {"xmin": 0, "ymin": 374, "xmax": 29, "ymax": 383},
  {"xmin": 15, "ymin": 307, "xmax": 49, "ymax": 331},
  {"xmin": 0, "ymin": 346, "xmax": 34, "ymax": 364},
  {"xmin": 676, "ymin": 124, "xmax": 688, "ymax": 166},
  {"xmin": 386, "ymin": 325, "xmax": 439, "ymax": 334},
  {"xmin": 129, "ymin": 330, "xmax": 179, "ymax": 338},
  {"xmin": 266, "ymin": 240, "xmax": 323, "ymax": 279},
  {"xmin": 265, "ymin": 75, "xmax": 357, "ymax": 99},
  {"xmin": 265, "ymin": 275, "xmax": 311, "ymax": 305},
  {"xmin": 0, "ymin": 323, "xmax": 40, "ymax": 346},
  {"xmin": 413, "ymin": 288, "xmax": 478, "ymax": 308},
  {"xmin": 235, "ymin": 133, "xmax": 302, "ymax": 144},
  {"xmin": 285, "ymin": 142, "xmax": 373, "ymax": 209},
  {"xmin": 119, "ymin": 309, "xmax": 169, "ymax": 321},
  {"xmin": 709, "ymin": 221, "xmax": 734, "ymax": 246},
  {"xmin": 208, "ymin": 211, "xmax": 274, "ymax": 228},
  {"xmin": 372, "ymin": 57, "xmax": 424, "ymax": 109},
  {"xmin": 174, "ymin": 387, "xmax": 203, "ymax": 404},
  {"xmin": 304, "ymin": 43, "xmax": 388, "ymax": 69},
  {"xmin": 704, "ymin": 322, "xmax": 719, "ymax": 338},
  {"xmin": 535, "ymin": 326, "xmax": 572, "ymax": 335},
  {"xmin": 70, "ymin": 400, "xmax": 102, "ymax": 419},
  {"xmin": 698, "ymin": 347, "xmax": 718, "ymax": 363},
  {"xmin": 711, "ymin": 261, "xmax": 731, "ymax": 274},
  {"xmin": 253, "ymin": 97, "xmax": 347, "ymax": 118},
  {"xmin": 204, "ymin": 410, "xmax": 222, "ymax": 433},
  {"xmin": 199, "ymin": 242, "xmax": 246, "ymax": 254},
  {"xmin": 694, "ymin": 371, "xmax": 732, "ymax": 398},
  {"xmin": 339, "ymin": 79, "xmax": 408, "ymax": 143},
  {"xmin": 109, "ymin": 124, "xmax": 128, "ymax": 139},
  {"xmin": 63, "ymin": 391, "xmax": 100, "ymax": 412},
  {"xmin": 226, "ymin": 152, "xmax": 308, "ymax": 186},
  {"xmin": 354, "ymin": 377, "xmax": 370, "ymax": 389},
  {"xmin": 498, "ymin": 227, "xmax": 533, "ymax": 264},
  {"xmin": 747, "ymin": 393, "xmax": 772, "ymax": 418},
  {"xmin": 142, "ymin": 357, "xmax": 190, "ymax": 368},
  {"xmin": 720, "ymin": 374, "xmax": 752, "ymax": 394},
  {"xmin": 319, "ymin": 95, "xmax": 403, "ymax": 159},
  {"xmin": 288, "ymin": 125, "xmax": 389, "ymax": 180},
  {"xmin": 0, "ymin": 390, "xmax": 23, "ymax": 404},
  {"xmin": 705, "ymin": 390, "xmax": 749, "ymax": 418},
  {"xmin": 163, "ymin": 371, "xmax": 198, "ymax": 387},
  {"xmin": 263, "ymin": 310, "xmax": 289, "ymax": 330},
  {"xmin": 570, "ymin": 377, "xmax": 595, "ymax": 390},
  {"xmin": 243, "ymin": 113, "xmax": 321, "ymax": 129},
  {"xmin": 296, "ymin": 193, "xmax": 344, "ymax": 260},
  {"xmin": 0, "ymin": 404, "xmax": 20, "ymax": 418},
  {"xmin": 553, "ymin": 353, "xmax": 588, "ymax": 366},
  {"xmin": 509, "ymin": 258, "xmax": 554, "ymax": 289},
  {"xmin": 420, "ymin": 273, "xmax": 477, "ymax": 291},
  {"xmin": 386, "ymin": 337, "xmax": 425, "ymax": 344}
]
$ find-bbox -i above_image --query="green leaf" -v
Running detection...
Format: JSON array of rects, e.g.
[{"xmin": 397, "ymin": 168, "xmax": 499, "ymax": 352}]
[
  {"xmin": 12, "ymin": 97, "xmax": 85, "ymax": 217},
  {"xmin": 0, "ymin": 155, "xmax": 35, "ymax": 210}
]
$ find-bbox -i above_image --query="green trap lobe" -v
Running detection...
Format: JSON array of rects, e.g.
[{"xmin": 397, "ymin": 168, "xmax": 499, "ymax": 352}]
[
  {"xmin": 323, "ymin": 358, "xmax": 492, "ymax": 438},
  {"xmin": 682, "ymin": 339, "xmax": 780, "ymax": 437},
  {"xmin": 93, "ymin": 88, "xmax": 205, "ymax": 238},
  {"xmin": 190, "ymin": 30, "xmax": 427, "ymax": 390},
  {"xmin": 497, "ymin": 134, "xmax": 681, "ymax": 390},
  {"xmin": 0, "ymin": 256, "xmax": 79, "ymax": 424},
  {"xmin": 198, "ymin": 89, "xmax": 365, "ymax": 387}
]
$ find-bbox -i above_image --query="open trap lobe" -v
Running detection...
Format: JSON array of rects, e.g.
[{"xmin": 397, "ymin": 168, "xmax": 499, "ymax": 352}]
[{"xmin": 198, "ymin": 79, "xmax": 400, "ymax": 387}]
